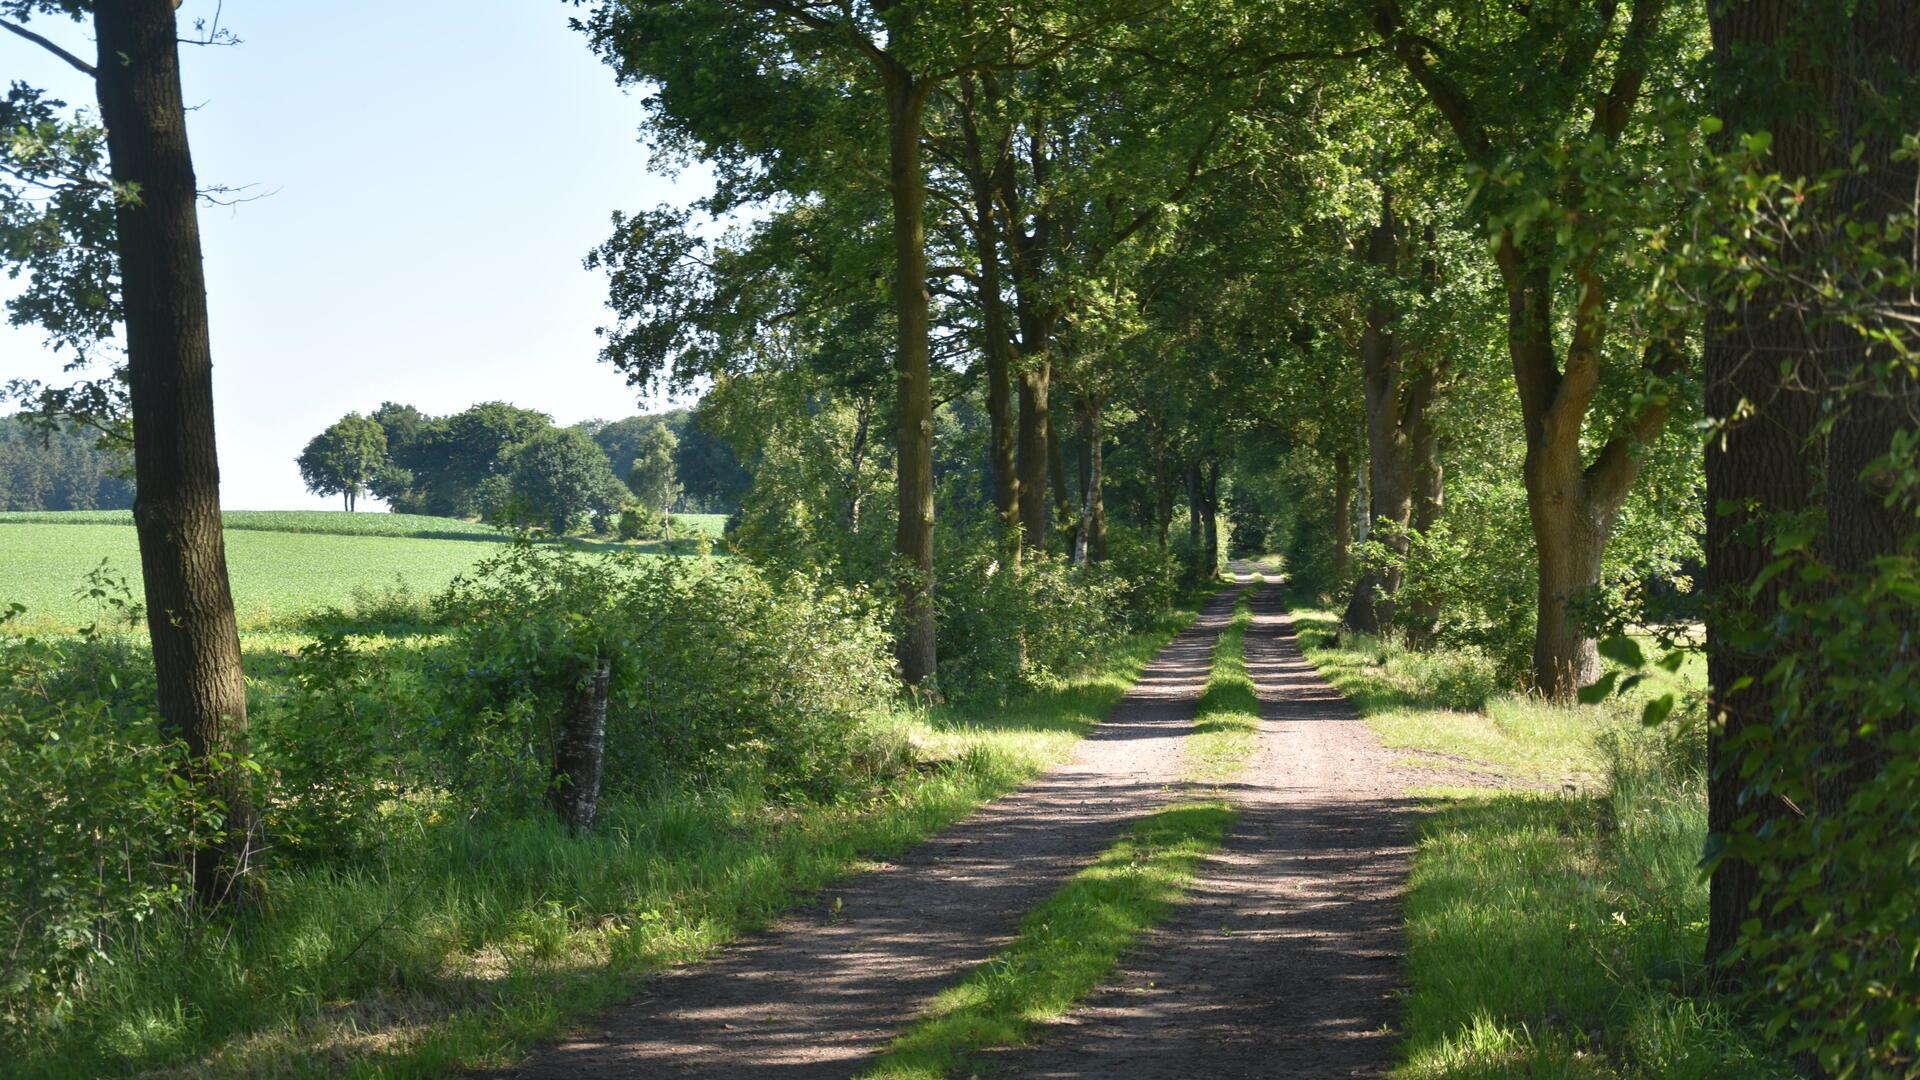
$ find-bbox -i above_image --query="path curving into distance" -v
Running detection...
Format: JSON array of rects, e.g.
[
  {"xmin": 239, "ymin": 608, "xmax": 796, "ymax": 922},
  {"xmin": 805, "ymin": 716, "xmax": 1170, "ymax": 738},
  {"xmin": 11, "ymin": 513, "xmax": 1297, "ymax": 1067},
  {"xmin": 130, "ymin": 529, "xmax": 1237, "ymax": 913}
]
[
  {"xmin": 982, "ymin": 581, "xmax": 1418, "ymax": 1078},
  {"xmin": 495, "ymin": 584, "xmax": 1250, "ymax": 1079}
]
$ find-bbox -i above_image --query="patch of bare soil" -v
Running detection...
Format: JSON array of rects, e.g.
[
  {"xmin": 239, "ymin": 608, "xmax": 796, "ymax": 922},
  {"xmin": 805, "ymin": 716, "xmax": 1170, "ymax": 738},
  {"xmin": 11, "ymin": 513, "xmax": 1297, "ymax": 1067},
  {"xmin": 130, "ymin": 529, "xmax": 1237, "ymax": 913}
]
[
  {"xmin": 488, "ymin": 586, "xmax": 1248, "ymax": 1080},
  {"xmin": 982, "ymin": 583, "xmax": 1418, "ymax": 1079}
]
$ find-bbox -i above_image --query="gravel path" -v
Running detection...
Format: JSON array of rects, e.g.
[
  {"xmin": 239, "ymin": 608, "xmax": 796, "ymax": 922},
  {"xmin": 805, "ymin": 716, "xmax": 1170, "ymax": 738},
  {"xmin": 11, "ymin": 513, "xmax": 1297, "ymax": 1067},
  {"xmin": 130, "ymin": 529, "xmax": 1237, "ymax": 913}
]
[
  {"xmin": 980, "ymin": 581, "xmax": 1417, "ymax": 1079},
  {"xmin": 492, "ymin": 584, "xmax": 1248, "ymax": 1080}
]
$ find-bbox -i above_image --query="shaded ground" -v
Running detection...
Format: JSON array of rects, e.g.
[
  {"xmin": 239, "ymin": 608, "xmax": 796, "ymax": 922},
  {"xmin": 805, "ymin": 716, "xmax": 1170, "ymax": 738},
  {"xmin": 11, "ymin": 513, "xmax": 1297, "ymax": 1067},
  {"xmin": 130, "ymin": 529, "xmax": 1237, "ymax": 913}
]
[
  {"xmin": 982, "ymin": 584, "xmax": 1417, "ymax": 1079},
  {"xmin": 493, "ymin": 585, "xmax": 1248, "ymax": 1079}
]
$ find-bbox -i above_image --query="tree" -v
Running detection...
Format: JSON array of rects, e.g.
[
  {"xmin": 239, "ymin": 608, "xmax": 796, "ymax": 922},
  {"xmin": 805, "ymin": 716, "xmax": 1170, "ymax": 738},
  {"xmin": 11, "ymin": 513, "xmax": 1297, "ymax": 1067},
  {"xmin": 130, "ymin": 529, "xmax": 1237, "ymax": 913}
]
[
  {"xmin": 502, "ymin": 427, "xmax": 628, "ymax": 535},
  {"xmin": 296, "ymin": 412, "xmax": 388, "ymax": 511},
  {"xmin": 1373, "ymin": 0, "xmax": 1704, "ymax": 697},
  {"xmin": 1701, "ymin": 0, "xmax": 1918, "ymax": 1039},
  {"xmin": 626, "ymin": 423, "xmax": 679, "ymax": 514},
  {"xmin": 0, "ymin": 0, "xmax": 257, "ymax": 906}
]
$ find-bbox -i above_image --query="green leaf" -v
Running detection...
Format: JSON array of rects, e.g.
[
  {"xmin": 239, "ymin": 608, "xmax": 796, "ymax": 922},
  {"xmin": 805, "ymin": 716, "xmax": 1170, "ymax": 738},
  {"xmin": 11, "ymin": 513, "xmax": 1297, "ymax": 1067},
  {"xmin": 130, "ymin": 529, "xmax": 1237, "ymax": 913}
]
[
  {"xmin": 1577, "ymin": 670, "xmax": 1619, "ymax": 705},
  {"xmin": 1598, "ymin": 635, "xmax": 1645, "ymax": 669},
  {"xmin": 1642, "ymin": 694, "xmax": 1675, "ymax": 727}
]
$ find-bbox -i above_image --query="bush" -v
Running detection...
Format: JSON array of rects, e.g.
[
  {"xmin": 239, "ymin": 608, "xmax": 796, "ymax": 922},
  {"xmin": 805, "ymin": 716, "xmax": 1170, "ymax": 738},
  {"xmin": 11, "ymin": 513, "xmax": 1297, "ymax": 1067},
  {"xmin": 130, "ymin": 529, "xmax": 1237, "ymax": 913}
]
[
  {"xmin": 425, "ymin": 543, "xmax": 899, "ymax": 806},
  {"xmin": 0, "ymin": 631, "xmax": 208, "ymax": 1035}
]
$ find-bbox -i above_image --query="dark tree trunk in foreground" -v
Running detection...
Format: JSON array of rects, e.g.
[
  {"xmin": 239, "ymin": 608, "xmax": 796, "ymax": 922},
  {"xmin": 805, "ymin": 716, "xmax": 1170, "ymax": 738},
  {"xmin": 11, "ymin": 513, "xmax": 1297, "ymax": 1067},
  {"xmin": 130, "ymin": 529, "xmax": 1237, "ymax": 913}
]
[
  {"xmin": 1703, "ymin": 0, "xmax": 1920, "ymax": 968},
  {"xmin": 550, "ymin": 660, "xmax": 612, "ymax": 833},
  {"xmin": 1344, "ymin": 197, "xmax": 1415, "ymax": 634},
  {"xmin": 883, "ymin": 69, "xmax": 938, "ymax": 687},
  {"xmin": 94, "ymin": 0, "xmax": 255, "ymax": 908}
]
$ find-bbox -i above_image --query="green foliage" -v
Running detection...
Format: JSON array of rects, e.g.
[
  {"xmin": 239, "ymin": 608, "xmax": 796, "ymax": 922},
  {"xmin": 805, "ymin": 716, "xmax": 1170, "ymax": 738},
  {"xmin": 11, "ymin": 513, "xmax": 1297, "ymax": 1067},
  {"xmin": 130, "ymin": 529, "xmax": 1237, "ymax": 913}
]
[
  {"xmin": 496, "ymin": 426, "xmax": 629, "ymax": 534},
  {"xmin": 431, "ymin": 542, "xmax": 897, "ymax": 802},
  {"xmin": 0, "ymin": 620, "xmax": 213, "ymax": 1034},
  {"xmin": 294, "ymin": 412, "xmax": 388, "ymax": 510},
  {"xmin": 624, "ymin": 422, "xmax": 680, "ymax": 513}
]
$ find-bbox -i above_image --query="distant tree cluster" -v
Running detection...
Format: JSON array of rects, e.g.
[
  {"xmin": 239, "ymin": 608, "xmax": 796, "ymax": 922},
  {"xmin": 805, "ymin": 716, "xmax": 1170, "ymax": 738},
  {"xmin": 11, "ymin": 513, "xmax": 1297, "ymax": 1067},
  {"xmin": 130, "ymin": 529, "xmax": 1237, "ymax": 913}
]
[
  {"xmin": 0, "ymin": 414, "xmax": 134, "ymax": 511},
  {"xmin": 296, "ymin": 401, "xmax": 745, "ymax": 535}
]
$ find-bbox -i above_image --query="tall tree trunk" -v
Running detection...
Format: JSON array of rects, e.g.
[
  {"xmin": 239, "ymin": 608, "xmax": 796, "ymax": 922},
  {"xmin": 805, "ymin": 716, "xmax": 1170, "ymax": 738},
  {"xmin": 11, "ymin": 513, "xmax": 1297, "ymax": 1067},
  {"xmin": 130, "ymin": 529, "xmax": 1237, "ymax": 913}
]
[
  {"xmin": 1405, "ymin": 367, "xmax": 1445, "ymax": 647},
  {"xmin": 1186, "ymin": 461, "xmax": 1204, "ymax": 576},
  {"xmin": 1152, "ymin": 421, "xmax": 1173, "ymax": 549},
  {"xmin": 1702, "ymin": 1, "xmax": 1824, "ymax": 965},
  {"xmin": 1072, "ymin": 392, "xmax": 1106, "ymax": 565},
  {"xmin": 1202, "ymin": 461, "xmax": 1221, "ymax": 578},
  {"xmin": 883, "ymin": 71, "xmax": 936, "ymax": 686},
  {"xmin": 1048, "ymin": 396, "xmax": 1073, "ymax": 543},
  {"xmin": 1333, "ymin": 448, "xmax": 1353, "ymax": 580},
  {"xmin": 94, "ymin": 0, "xmax": 255, "ymax": 909},
  {"xmin": 1016, "ymin": 363, "xmax": 1050, "ymax": 550},
  {"xmin": 958, "ymin": 76, "xmax": 1018, "ymax": 543},
  {"xmin": 1344, "ymin": 197, "xmax": 1414, "ymax": 634},
  {"xmin": 550, "ymin": 659, "xmax": 612, "ymax": 833}
]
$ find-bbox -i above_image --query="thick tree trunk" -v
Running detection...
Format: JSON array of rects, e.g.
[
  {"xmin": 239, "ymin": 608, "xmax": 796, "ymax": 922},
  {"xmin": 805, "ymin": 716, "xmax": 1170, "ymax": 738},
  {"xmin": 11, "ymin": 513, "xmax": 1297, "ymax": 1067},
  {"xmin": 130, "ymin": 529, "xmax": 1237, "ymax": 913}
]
[
  {"xmin": 1526, "ymin": 452, "xmax": 1608, "ymax": 697},
  {"xmin": 1333, "ymin": 448, "xmax": 1353, "ymax": 580},
  {"xmin": 1016, "ymin": 363, "xmax": 1050, "ymax": 551},
  {"xmin": 1048, "ymin": 399, "xmax": 1073, "ymax": 543},
  {"xmin": 1152, "ymin": 425, "xmax": 1173, "ymax": 549},
  {"xmin": 94, "ymin": 0, "xmax": 255, "ymax": 909},
  {"xmin": 550, "ymin": 659, "xmax": 612, "ymax": 833},
  {"xmin": 884, "ymin": 73, "xmax": 937, "ymax": 686},
  {"xmin": 1344, "ymin": 198, "xmax": 1414, "ymax": 634},
  {"xmin": 1702, "ymin": 0, "xmax": 1824, "ymax": 966}
]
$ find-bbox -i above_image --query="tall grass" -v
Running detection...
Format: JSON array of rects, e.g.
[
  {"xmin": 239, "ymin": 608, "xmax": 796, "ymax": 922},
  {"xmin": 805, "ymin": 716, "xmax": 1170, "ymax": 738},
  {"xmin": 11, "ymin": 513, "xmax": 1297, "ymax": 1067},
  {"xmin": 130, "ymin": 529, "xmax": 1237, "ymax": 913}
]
[
  {"xmin": 9, "ymin": 608, "xmax": 1197, "ymax": 1079},
  {"xmin": 1287, "ymin": 605, "xmax": 1786, "ymax": 1078}
]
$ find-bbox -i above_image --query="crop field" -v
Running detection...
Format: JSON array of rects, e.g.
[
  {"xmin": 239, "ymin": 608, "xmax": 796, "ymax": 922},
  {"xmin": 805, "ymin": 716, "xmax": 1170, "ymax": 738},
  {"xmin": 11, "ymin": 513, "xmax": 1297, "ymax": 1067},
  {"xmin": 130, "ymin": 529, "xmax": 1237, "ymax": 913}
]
[{"xmin": 0, "ymin": 511, "xmax": 728, "ymax": 632}]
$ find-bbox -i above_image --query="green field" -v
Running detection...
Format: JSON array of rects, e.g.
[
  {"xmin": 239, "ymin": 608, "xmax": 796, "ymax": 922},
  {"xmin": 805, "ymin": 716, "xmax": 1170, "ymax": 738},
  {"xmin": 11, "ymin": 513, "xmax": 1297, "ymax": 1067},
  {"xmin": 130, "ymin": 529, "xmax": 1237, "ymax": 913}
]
[{"xmin": 0, "ymin": 511, "xmax": 731, "ymax": 631}]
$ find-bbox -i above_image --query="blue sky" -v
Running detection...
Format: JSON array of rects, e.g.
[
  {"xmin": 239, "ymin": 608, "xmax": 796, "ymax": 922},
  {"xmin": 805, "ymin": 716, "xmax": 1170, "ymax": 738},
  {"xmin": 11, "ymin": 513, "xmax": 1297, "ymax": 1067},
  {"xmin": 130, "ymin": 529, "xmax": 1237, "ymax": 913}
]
[{"xmin": 2, "ymin": 0, "xmax": 708, "ymax": 508}]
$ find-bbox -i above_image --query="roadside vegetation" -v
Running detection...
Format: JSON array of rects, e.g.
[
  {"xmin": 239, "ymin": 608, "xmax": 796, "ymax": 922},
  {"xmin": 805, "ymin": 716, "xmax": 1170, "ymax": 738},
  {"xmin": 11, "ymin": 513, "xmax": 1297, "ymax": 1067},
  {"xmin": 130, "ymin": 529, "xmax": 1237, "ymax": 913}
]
[
  {"xmin": 1287, "ymin": 602, "xmax": 1785, "ymax": 1078},
  {"xmin": 1, "ymin": 536, "xmax": 1203, "ymax": 1077}
]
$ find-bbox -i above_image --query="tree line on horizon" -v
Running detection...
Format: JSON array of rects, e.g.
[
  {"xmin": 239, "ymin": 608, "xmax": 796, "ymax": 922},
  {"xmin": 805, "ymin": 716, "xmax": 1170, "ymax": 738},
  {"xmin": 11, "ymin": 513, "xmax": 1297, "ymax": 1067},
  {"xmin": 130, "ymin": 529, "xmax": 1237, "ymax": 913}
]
[
  {"xmin": 295, "ymin": 401, "xmax": 748, "ymax": 530},
  {"xmin": 0, "ymin": 412, "xmax": 133, "ymax": 511}
]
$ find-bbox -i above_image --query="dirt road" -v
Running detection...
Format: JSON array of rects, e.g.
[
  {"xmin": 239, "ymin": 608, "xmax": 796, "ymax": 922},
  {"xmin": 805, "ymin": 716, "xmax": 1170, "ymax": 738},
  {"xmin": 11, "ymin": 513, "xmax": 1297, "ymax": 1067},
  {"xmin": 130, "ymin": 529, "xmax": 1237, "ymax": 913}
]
[
  {"xmin": 496, "ymin": 578, "xmax": 1414, "ymax": 1079},
  {"xmin": 498, "ymin": 585, "xmax": 1248, "ymax": 1079}
]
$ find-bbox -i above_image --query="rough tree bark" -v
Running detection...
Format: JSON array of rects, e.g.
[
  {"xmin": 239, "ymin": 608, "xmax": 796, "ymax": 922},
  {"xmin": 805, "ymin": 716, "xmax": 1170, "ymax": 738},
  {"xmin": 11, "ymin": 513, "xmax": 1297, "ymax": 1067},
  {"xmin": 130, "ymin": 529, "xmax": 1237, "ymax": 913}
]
[
  {"xmin": 550, "ymin": 659, "xmax": 612, "ymax": 833},
  {"xmin": 883, "ymin": 67, "xmax": 938, "ymax": 686},
  {"xmin": 1405, "ymin": 364, "xmax": 1445, "ymax": 646},
  {"xmin": 93, "ymin": 0, "xmax": 255, "ymax": 908}
]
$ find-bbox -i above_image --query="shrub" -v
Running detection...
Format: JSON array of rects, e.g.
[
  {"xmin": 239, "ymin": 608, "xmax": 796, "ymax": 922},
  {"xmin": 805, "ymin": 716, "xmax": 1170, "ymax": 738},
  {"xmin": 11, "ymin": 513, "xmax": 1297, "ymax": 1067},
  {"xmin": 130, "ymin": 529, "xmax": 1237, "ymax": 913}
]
[
  {"xmin": 427, "ymin": 543, "xmax": 899, "ymax": 806},
  {"xmin": 0, "ymin": 630, "xmax": 208, "ymax": 1035}
]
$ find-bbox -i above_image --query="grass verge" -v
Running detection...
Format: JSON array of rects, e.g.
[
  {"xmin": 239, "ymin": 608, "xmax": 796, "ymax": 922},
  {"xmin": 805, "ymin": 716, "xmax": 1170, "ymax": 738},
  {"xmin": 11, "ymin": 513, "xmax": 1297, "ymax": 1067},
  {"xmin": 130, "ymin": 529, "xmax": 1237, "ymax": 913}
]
[
  {"xmin": 1286, "ymin": 603, "xmax": 1786, "ymax": 1079},
  {"xmin": 861, "ymin": 591, "xmax": 1262, "ymax": 1078},
  {"xmin": 14, "ymin": 610, "xmax": 1198, "ymax": 1079}
]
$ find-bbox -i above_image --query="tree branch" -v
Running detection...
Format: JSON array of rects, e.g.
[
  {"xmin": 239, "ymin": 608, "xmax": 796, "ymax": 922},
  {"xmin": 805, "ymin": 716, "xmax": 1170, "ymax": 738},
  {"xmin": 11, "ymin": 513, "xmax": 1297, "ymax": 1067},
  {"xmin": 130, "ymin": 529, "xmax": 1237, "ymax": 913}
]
[{"xmin": 1, "ymin": 17, "xmax": 98, "ymax": 79}]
